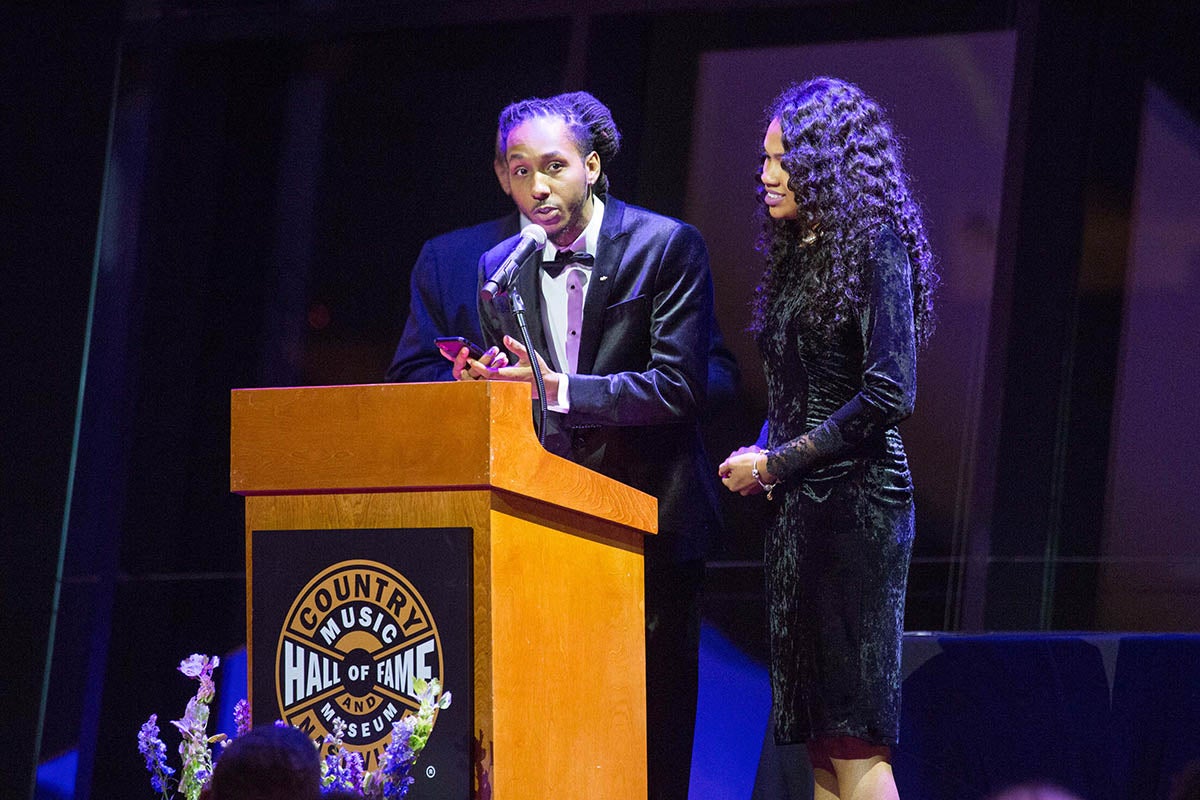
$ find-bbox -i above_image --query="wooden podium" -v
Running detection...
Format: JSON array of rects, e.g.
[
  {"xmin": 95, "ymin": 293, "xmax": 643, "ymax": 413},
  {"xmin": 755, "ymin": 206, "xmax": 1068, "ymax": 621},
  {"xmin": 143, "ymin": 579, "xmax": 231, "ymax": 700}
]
[{"xmin": 230, "ymin": 381, "xmax": 655, "ymax": 800}]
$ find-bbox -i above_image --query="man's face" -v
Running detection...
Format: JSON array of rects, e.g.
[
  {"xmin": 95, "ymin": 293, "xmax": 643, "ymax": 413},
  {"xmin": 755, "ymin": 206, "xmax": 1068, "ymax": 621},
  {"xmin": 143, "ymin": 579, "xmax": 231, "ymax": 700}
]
[{"xmin": 504, "ymin": 115, "xmax": 600, "ymax": 248}]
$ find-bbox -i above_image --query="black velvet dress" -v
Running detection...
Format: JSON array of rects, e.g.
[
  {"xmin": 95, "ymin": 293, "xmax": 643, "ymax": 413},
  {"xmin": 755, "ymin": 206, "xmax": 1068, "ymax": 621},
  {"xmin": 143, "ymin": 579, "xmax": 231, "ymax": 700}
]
[{"xmin": 755, "ymin": 226, "xmax": 917, "ymax": 746}]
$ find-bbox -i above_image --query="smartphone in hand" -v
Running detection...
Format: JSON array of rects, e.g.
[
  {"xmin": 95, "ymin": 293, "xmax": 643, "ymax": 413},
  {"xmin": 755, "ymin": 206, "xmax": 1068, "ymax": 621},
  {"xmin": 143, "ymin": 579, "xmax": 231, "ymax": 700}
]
[{"xmin": 434, "ymin": 336, "xmax": 487, "ymax": 361}]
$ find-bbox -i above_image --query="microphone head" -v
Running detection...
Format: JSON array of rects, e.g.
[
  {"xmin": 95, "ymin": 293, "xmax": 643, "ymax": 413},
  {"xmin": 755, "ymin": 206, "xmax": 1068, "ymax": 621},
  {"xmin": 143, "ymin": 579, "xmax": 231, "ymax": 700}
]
[
  {"xmin": 521, "ymin": 223, "xmax": 548, "ymax": 247},
  {"xmin": 480, "ymin": 223, "xmax": 549, "ymax": 302}
]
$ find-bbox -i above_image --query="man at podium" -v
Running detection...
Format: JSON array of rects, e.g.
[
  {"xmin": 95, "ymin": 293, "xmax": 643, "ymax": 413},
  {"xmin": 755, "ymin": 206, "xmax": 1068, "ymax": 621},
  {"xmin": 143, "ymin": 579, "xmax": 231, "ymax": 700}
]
[
  {"xmin": 384, "ymin": 94, "xmax": 739, "ymax": 409},
  {"xmin": 450, "ymin": 92, "xmax": 720, "ymax": 800}
]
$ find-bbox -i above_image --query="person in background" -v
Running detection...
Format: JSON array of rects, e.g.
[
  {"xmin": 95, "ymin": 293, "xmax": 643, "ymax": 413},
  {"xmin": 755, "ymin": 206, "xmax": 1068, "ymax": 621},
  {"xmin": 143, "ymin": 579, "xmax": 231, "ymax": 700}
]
[
  {"xmin": 1171, "ymin": 760, "xmax": 1200, "ymax": 800},
  {"xmin": 985, "ymin": 785, "xmax": 1085, "ymax": 800},
  {"xmin": 384, "ymin": 128, "xmax": 519, "ymax": 383},
  {"xmin": 719, "ymin": 77, "xmax": 938, "ymax": 800}
]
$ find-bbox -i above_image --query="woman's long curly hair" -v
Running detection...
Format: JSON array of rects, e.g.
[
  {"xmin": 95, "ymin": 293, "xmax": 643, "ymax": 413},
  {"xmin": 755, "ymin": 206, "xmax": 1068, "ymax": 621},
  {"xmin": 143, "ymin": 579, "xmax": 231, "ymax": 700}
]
[{"xmin": 751, "ymin": 77, "xmax": 938, "ymax": 349}]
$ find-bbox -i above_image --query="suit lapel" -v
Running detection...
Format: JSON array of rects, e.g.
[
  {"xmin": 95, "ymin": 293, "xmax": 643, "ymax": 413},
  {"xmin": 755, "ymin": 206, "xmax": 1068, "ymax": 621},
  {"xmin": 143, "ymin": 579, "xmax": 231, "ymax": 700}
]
[
  {"xmin": 577, "ymin": 197, "xmax": 630, "ymax": 375},
  {"xmin": 512, "ymin": 247, "xmax": 558, "ymax": 371}
]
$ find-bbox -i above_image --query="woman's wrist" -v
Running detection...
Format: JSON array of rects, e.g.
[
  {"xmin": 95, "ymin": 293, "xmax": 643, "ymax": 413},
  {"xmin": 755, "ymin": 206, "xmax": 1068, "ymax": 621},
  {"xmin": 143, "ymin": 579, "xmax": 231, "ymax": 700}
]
[{"xmin": 752, "ymin": 452, "xmax": 779, "ymax": 500}]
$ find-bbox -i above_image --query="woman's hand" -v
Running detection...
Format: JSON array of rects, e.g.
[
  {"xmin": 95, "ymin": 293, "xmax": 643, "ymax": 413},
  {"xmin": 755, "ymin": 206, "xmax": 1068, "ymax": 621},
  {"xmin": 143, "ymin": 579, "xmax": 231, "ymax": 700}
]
[{"xmin": 719, "ymin": 445, "xmax": 765, "ymax": 495}]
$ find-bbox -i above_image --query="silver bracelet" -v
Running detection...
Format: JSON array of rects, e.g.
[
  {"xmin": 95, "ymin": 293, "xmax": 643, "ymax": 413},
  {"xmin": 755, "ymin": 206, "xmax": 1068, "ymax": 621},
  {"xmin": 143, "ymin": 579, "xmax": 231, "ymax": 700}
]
[{"xmin": 752, "ymin": 453, "xmax": 778, "ymax": 501}]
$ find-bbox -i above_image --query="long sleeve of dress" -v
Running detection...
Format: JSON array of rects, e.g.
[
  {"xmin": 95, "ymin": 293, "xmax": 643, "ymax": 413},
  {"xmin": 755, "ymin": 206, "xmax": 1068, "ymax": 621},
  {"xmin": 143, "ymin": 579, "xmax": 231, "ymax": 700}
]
[{"xmin": 765, "ymin": 227, "xmax": 917, "ymax": 483}]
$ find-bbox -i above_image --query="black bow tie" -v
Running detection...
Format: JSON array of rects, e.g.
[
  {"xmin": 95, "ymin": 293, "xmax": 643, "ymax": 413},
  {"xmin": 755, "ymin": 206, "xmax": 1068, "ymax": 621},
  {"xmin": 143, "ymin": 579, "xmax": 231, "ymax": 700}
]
[{"xmin": 541, "ymin": 250, "xmax": 595, "ymax": 278}]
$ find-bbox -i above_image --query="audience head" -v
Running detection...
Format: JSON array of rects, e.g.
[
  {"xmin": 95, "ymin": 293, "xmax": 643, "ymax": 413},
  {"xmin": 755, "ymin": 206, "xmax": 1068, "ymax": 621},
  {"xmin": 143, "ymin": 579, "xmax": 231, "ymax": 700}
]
[
  {"xmin": 206, "ymin": 724, "xmax": 321, "ymax": 800},
  {"xmin": 1171, "ymin": 758, "xmax": 1200, "ymax": 800},
  {"xmin": 986, "ymin": 783, "xmax": 1084, "ymax": 800}
]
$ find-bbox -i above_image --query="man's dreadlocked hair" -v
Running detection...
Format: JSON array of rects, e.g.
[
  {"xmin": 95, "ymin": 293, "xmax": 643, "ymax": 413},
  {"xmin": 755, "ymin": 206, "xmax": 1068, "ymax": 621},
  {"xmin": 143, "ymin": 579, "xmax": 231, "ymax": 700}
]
[{"xmin": 497, "ymin": 91, "xmax": 622, "ymax": 197}]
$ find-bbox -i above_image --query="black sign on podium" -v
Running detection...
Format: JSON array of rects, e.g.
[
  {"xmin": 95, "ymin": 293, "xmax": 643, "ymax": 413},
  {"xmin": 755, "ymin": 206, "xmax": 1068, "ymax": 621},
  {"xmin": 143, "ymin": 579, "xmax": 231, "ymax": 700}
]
[{"xmin": 251, "ymin": 526, "xmax": 472, "ymax": 799}]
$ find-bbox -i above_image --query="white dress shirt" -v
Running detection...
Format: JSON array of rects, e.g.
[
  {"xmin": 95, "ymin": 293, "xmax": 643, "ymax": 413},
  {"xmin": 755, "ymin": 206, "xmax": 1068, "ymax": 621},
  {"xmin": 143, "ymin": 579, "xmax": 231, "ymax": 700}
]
[{"xmin": 539, "ymin": 196, "xmax": 605, "ymax": 411}]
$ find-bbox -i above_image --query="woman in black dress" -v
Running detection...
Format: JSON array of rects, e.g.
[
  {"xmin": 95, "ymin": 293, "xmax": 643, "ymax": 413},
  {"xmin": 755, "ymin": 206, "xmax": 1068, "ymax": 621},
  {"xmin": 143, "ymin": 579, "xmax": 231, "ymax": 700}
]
[{"xmin": 719, "ymin": 77, "xmax": 938, "ymax": 800}]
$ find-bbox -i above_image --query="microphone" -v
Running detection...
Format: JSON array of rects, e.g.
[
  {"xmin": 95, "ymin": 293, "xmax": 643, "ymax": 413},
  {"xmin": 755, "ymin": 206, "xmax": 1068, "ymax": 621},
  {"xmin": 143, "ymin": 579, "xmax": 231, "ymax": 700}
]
[{"xmin": 480, "ymin": 224, "xmax": 547, "ymax": 301}]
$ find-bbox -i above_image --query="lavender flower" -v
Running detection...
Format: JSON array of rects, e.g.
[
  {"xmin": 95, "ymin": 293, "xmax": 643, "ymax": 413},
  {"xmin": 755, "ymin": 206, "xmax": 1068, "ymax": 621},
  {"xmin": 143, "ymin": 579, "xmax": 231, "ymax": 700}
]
[
  {"xmin": 361, "ymin": 678, "xmax": 452, "ymax": 798},
  {"xmin": 319, "ymin": 718, "xmax": 366, "ymax": 793},
  {"xmin": 368, "ymin": 717, "xmax": 419, "ymax": 800},
  {"xmin": 408, "ymin": 678, "xmax": 451, "ymax": 756},
  {"xmin": 325, "ymin": 717, "xmax": 348, "ymax": 745},
  {"xmin": 170, "ymin": 656, "xmax": 220, "ymax": 800},
  {"xmin": 138, "ymin": 714, "xmax": 176, "ymax": 796},
  {"xmin": 322, "ymin": 747, "xmax": 366, "ymax": 792},
  {"xmin": 178, "ymin": 653, "xmax": 219, "ymax": 703},
  {"xmin": 233, "ymin": 699, "xmax": 252, "ymax": 738},
  {"xmin": 137, "ymin": 652, "xmax": 452, "ymax": 800},
  {"xmin": 177, "ymin": 654, "xmax": 208, "ymax": 678}
]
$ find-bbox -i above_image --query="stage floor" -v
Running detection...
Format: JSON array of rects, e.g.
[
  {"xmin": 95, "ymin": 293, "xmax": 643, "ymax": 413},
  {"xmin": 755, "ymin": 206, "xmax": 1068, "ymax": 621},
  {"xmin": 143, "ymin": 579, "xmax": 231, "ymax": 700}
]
[{"xmin": 37, "ymin": 626, "xmax": 1200, "ymax": 800}]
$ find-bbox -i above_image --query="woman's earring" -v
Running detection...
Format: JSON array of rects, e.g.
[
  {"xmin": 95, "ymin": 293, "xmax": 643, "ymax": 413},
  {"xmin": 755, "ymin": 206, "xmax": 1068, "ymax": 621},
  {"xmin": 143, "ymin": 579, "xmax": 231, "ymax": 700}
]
[{"xmin": 801, "ymin": 220, "xmax": 821, "ymax": 246}]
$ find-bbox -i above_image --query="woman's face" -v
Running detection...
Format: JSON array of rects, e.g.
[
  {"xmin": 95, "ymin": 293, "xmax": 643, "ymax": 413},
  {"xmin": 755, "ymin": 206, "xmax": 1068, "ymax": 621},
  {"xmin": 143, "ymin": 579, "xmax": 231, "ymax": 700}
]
[{"xmin": 761, "ymin": 117, "xmax": 799, "ymax": 220}]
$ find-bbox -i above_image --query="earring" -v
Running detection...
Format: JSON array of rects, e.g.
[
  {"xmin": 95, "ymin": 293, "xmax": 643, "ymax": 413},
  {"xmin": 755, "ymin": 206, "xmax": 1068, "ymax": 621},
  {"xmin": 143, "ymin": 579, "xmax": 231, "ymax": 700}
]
[{"xmin": 801, "ymin": 219, "xmax": 821, "ymax": 246}]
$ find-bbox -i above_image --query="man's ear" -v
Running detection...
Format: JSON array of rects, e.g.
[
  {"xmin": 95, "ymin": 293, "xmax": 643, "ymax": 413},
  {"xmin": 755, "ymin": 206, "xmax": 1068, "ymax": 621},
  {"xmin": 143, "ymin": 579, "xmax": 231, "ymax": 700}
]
[{"xmin": 585, "ymin": 150, "xmax": 601, "ymax": 188}]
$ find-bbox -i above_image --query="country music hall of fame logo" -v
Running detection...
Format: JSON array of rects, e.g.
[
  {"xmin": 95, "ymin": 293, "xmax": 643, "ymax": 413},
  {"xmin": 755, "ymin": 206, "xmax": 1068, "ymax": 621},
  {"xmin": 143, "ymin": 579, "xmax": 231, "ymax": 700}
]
[{"xmin": 275, "ymin": 559, "xmax": 444, "ymax": 769}]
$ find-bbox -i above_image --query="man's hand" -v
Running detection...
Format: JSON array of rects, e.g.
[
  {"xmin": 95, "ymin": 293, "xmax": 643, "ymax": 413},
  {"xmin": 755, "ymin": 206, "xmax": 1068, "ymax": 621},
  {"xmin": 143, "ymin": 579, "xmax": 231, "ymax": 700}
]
[
  {"xmin": 440, "ymin": 343, "xmax": 509, "ymax": 381},
  {"xmin": 494, "ymin": 335, "xmax": 560, "ymax": 403},
  {"xmin": 443, "ymin": 335, "xmax": 560, "ymax": 403}
]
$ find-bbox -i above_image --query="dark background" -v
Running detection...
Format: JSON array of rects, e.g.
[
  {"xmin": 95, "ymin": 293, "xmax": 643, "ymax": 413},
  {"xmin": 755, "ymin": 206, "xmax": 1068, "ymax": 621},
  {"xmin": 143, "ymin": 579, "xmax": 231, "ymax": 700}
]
[{"xmin": 4, "ymin": 0, "xmax": 1199, "ymax": 796}]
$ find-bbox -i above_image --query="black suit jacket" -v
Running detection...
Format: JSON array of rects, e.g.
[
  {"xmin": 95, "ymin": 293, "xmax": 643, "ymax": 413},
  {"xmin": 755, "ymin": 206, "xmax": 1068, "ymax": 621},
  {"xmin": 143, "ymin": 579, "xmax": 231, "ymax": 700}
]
[
  {"xmin": 478, "ymin": 197, "xmax": 721, "ymax": 562},
  {"xmin": 386, "ymin": 213, "xmax": 521, "ymax": 382},
  {"xmin": 386, "ymin": 209, "xmax": 739, "ymax": 404}
]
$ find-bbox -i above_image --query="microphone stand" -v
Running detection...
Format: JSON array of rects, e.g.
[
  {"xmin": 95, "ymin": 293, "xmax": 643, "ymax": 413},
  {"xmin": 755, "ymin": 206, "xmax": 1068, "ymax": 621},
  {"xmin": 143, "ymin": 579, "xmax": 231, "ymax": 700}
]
[{"xmin": 507, "ymin": 287, "xmax": 548, "ymax": 448}]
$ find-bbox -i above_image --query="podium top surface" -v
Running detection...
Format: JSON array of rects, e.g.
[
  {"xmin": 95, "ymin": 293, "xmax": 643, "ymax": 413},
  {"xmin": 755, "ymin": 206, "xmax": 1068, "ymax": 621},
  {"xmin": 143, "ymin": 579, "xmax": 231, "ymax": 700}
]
[{"xmin": 230, "ymin": 381, "xmax": 656, "ymax": 534}]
